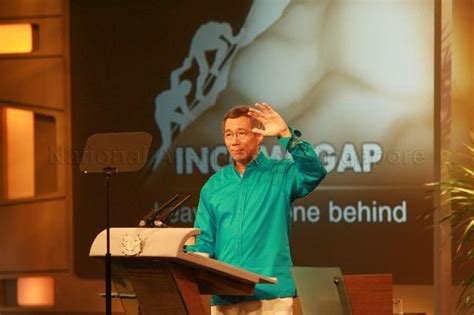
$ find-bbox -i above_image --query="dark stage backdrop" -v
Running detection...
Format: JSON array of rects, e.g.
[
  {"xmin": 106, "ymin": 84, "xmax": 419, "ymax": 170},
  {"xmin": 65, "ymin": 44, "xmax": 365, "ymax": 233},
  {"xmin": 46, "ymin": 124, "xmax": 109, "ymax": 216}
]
[{"xmin": 70, "ymin": 0, "xmax": 436, "ymax": 284}]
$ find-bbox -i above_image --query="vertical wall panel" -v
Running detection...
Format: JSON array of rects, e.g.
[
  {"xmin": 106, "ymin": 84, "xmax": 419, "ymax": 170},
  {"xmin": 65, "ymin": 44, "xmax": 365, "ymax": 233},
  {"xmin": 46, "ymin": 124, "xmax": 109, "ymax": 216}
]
[
  {"xmin": 0, "ymin": 0, "xmax": 75, "ymax": 310},
  {"xmin": 0, "ymin": 0, "xmax": 69, "ymax": 280}
]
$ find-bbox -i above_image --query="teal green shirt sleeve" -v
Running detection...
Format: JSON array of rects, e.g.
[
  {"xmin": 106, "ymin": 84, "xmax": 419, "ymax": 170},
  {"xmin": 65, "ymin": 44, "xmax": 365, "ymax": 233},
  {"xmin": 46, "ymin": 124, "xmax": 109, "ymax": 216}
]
[
  {"xmin": 278, "ymin": 128, "xmax": 327, "ymax": 200},
  {"xmin": 185, "ymin": 184, "xmax": 216, "ymax": 257}
]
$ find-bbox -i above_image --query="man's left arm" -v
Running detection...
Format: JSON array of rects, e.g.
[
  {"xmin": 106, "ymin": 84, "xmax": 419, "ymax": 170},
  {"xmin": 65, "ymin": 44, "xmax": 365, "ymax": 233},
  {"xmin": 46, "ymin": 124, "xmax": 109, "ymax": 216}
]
[
  {"xmin": 279, "ymin": 129, "xmax": 327, "ymax": 200},
  {"xmin": 248, "ymin": 102, "xmax": 327, "ymax": 199}
]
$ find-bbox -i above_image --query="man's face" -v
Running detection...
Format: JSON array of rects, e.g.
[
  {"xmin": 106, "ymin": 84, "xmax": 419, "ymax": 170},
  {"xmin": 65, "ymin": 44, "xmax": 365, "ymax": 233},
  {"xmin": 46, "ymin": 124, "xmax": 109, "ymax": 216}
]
[{"xmin": 223, "ymin": 116, "xmax": 262, "ymax": 165}]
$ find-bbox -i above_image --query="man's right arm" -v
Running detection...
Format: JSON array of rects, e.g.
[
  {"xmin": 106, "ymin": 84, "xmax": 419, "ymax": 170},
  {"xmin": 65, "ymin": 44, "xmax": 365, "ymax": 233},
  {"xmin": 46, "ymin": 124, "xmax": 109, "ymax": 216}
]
[{"xmin": 185, "ymin": 184, "xmax": 216, "ymax": 258}]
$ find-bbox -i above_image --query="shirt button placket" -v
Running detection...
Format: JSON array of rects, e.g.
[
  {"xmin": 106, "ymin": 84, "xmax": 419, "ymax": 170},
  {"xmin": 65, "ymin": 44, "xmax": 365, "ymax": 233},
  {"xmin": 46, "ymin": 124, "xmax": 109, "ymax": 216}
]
[{"xmin": 238, "ymin": 178, "xmax": 244, "ymax": 267}]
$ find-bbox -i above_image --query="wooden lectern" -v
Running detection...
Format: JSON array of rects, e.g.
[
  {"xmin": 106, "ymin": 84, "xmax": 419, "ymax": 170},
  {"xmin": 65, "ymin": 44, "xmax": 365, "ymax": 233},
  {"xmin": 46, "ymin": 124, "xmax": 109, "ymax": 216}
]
[{"xmin": 90, "ymin": 228, "xmax": 277, "ymax": 315}]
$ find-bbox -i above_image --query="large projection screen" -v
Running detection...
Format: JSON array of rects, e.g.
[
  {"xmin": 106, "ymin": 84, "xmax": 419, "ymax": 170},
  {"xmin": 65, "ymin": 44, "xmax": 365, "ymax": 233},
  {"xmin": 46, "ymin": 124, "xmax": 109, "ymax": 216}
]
[{"xmin": 70, "ymin": 0, "xmax": 435, "ymax": 284}]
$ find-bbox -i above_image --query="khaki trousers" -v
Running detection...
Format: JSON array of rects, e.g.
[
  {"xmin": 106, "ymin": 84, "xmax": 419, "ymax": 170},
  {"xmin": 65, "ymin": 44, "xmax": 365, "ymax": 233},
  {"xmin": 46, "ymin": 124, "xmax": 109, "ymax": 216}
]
[{"xmin": 211, "ymin": 297, "xmax": 293, "ymax": 315}]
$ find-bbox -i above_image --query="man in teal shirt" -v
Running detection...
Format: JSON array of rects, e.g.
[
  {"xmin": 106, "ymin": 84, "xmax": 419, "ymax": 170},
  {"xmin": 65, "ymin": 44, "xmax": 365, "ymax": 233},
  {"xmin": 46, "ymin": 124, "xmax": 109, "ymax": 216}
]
[{"xmin": 187, "ymin": 103, "xmax": 327, "ymax": 314}]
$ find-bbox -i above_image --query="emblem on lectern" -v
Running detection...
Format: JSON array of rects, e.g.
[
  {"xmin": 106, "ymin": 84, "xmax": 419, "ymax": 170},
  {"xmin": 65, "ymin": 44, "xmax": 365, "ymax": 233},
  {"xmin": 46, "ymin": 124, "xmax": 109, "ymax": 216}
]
[{"xmin": 121, "ymin": 233, "xmax": 142, "ymax": 256}]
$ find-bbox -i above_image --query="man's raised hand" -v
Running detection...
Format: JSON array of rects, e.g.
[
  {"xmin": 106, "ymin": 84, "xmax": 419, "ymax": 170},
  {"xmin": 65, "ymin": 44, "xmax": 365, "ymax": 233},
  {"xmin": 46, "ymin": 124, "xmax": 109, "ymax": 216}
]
[{"xmin": 248, "ymin": 102, "xmax": 291, "ymax": 138}]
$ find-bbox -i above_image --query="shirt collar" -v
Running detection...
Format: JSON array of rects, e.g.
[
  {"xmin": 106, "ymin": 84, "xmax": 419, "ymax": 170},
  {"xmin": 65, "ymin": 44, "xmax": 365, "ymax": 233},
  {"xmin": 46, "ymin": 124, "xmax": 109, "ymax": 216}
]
[
  {"xmin": 230, "ymin": 148, "xmax": 268, "ymax": 171},
  {"xmin": 252, "ymin": 149, "xmax": 268, "ymax": 165}
]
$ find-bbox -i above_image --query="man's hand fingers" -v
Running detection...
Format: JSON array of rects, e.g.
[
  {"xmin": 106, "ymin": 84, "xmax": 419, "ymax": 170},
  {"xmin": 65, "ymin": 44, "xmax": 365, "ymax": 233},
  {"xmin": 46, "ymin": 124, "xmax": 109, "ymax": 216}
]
[
  {"xmin": 255, "ymin": 103, "xmax": 272, "ymax": 113},
  {"xmin": 261, "ymin": 102, "xmax": 272, "ymax": 109},
  {"xmin": 261, "ymin": 102, "xmax": 274, "ymax": 112},
  {"xmin": 251, "ymin": 128, "xmax": 265, "ymax": 135},
  {"xmin": 248, "ymin": 108, "xmax": 265, "ymax": 119}
]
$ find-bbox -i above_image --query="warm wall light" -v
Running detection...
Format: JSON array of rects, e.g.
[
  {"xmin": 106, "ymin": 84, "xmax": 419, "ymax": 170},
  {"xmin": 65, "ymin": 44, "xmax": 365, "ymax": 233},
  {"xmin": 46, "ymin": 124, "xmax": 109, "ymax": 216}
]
[
  {"xmin": 17, "ymin": 276, "xmax": 55, "ymax": 307},
  {"xmin": 4, "ymin": 107, "xmax": 35, "ymax": 199},
  {"xmin": 0, "ymin": 24, "xmax": 34, "ymax": 54}
]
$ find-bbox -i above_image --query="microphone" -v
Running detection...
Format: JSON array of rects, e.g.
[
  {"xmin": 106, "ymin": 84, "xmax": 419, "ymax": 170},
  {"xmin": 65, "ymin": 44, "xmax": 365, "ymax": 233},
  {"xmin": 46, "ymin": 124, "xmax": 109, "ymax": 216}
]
[
  {"xmin": 138, "ymin": 194, "xmax": 179, "ymax": 227},
  {"xmin": 154, "ymin": 194, "xmax": 191, "ymax": 227}
]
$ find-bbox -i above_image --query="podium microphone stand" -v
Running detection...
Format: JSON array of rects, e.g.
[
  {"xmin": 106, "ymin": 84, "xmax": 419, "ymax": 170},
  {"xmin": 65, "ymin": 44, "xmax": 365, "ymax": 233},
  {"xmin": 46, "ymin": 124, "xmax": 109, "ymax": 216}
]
[{"xmin": 80, "ymin": 132, "xmax": 152, "ymax": 315}]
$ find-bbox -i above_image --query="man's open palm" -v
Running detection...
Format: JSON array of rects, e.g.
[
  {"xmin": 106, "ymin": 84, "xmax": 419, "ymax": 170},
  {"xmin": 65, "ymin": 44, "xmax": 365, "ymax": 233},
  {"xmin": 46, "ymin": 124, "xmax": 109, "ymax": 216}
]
[{"xmin": 248, "ymin": 103, "xmax": 291, "ymax": 138}]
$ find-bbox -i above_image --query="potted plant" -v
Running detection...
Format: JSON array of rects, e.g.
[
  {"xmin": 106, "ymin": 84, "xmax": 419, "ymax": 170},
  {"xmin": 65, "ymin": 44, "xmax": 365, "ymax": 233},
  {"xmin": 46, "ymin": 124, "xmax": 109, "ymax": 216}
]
[{"xmin": 426, "ymin": 134, "xmax": 473, "ymax": 313}]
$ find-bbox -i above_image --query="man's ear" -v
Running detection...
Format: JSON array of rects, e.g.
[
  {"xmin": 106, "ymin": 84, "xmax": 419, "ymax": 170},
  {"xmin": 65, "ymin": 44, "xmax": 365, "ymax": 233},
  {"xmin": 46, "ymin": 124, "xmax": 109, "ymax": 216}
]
[{"xmin": 256, "ymin": 133, "xmax": 264, "ymax": 145}]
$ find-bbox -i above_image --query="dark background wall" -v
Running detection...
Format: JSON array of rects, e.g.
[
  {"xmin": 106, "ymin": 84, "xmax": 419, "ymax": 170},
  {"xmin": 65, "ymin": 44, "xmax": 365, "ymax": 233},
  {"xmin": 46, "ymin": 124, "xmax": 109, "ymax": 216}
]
[{"xmin": 70, "ymin": 0, "xmax": 252, "ymax": 279}]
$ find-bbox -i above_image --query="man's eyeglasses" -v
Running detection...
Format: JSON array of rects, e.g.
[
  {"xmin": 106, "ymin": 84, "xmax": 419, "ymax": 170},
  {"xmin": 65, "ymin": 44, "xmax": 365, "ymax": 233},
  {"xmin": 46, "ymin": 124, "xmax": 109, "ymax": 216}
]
[{"xmin": 224, "ymin": 130, "xmax": 251, "ymax": 140}]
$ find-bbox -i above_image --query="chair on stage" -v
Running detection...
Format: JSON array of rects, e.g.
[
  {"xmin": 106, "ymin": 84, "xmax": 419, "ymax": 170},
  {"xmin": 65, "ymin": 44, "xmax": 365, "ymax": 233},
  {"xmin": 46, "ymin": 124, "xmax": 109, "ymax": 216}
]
[{"xmin": 292, "ymin": 267, "xmax": 392, "ymax": 315}]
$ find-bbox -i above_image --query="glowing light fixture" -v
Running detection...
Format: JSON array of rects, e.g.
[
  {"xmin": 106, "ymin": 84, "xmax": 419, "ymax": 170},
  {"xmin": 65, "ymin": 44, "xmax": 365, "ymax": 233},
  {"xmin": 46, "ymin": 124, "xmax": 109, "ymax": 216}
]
[
  {"xmin": 17, "ymin": 276, "xmax": 55, "ymax": 307},
  {"xmin": 0, "ymin": 24, "xmax": 35, "ymax": 54},
  {"xmin": 4, "ymin": 107, "xmax": 35, "ymax": 199}
]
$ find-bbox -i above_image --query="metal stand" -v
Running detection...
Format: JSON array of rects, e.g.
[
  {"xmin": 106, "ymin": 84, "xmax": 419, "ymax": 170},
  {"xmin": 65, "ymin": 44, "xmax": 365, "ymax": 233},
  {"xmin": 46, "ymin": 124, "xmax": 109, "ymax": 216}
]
[
  {"xmin": 79, "ymin": 131, "xmax": 152, "ymax": 315},
  {"xmin": 104, "ymin": 167, "xmax": 117, "ymax": 315}
]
